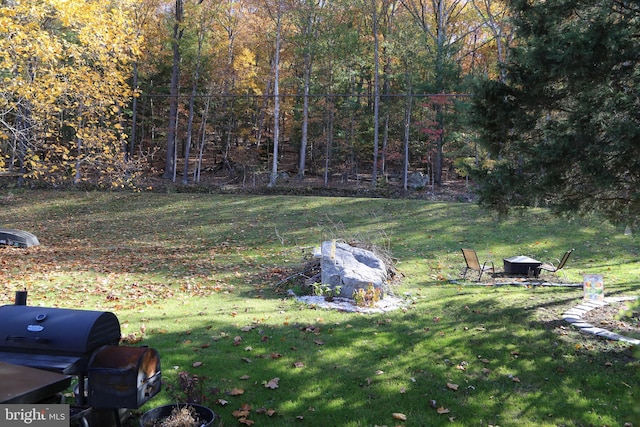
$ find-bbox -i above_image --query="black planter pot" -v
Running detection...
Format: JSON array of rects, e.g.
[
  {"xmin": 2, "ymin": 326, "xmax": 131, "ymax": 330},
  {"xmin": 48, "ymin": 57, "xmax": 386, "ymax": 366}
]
[{"xmin": 139, "ymin": 404, "xmax": 216, "ymax": 427}]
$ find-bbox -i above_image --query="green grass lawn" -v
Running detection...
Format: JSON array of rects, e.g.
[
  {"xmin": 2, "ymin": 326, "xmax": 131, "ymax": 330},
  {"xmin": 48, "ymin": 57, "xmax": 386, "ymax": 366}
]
[{"xmin": 0, "ymin": 190, "xmax": 638, "ymax": 426}]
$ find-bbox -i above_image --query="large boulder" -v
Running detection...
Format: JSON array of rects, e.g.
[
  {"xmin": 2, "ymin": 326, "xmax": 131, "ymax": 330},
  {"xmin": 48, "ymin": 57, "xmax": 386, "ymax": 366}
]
[{"xmin": 316, "ymin": 240, "xmax": 388, "ymax": 298}]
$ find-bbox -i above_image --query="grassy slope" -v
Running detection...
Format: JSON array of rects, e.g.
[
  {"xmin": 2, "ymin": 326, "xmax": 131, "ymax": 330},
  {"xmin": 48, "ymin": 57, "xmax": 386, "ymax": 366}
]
[{"xmin": 0, "ymin": 190, "xmax": 638, "ymax": 427}]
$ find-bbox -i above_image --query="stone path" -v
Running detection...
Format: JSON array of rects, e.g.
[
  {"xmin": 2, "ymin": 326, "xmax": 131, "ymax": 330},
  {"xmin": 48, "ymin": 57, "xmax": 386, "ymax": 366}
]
[{"xmin": 561, "ymin": 296, "xmax": 640, "ymax": 345}]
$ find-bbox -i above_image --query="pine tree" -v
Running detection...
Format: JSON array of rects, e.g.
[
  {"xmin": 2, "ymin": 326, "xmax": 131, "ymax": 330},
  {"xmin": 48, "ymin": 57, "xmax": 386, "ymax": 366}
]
[{"xmin": 471, "ymin": 0, "xmax": 640, "ymax": 227}]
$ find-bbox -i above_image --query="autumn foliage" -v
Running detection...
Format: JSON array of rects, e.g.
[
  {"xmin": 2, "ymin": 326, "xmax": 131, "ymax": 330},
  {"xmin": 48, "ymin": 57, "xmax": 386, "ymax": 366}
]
[{"xmin": 0, "ymin": 0, "xmax": 142, "ymax": 187}]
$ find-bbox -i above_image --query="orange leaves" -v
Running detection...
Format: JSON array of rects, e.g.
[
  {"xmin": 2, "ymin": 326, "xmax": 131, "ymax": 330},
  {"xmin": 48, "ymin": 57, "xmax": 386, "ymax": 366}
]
[
  {"xmin": 231, "ymin": 403, "xmax": 276, "ymax": 425},
  {"xmin": 436, "ymin": 406, "xmax": 451, "ymax": 415},
  {"xmin": 229, "ymin": 388, "xmax": 245, "ymax": 396}
]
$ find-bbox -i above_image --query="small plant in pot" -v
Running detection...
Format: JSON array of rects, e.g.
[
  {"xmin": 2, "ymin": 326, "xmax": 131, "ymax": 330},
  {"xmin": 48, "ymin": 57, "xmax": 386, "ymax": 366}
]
[{"xmin": 139, "ymin": 371, "xmax": 216, "ymax": 427}]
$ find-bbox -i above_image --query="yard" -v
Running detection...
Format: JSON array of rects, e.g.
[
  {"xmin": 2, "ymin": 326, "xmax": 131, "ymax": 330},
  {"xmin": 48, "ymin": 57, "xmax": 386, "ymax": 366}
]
[{"xmin": 0, "ymin": 190, "xmax": 637, "ymax": 426}]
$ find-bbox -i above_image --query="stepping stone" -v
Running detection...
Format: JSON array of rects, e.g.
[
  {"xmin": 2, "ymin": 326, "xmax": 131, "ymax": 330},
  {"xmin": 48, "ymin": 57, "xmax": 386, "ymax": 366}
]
[
  {"xmin": 571, "ymin": 322, "xmax": 593, "ymax": 328},
  {"xmin": 595, "ymin": 330, "xmax": 622, "ymax": 340},
  {"xmin": 575, "ymin": 304, "xmax": 598, "ymax": 311},
  {"xmin": 581, "ymin": 327, "xmax": 607, "ymax": 335},
  {"xmin": 581, "ymin": 301, "xmax": 607, "ymax": 308}
]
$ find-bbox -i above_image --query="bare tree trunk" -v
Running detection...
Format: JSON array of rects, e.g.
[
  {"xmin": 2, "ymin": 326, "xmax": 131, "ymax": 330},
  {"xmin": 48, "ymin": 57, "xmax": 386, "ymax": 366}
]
[
  {"xmin": 298, "ymin": 48, "xmax": 311, "ymax": 179},
  {"xmin": 194, "ymin": 88, "xmax": 212, "ymax": 182},
  {"xmin": 129, "ymin": 62, "xmax": 139, "ymax": 162},
  {"xmin": 182, "ymin": 31, "xmax": 204, "ymax": 184},
  {"xmin": 164, "ymin": 0, "xmax": 183, "ymax": 180},
  {"xmin": 323, "ymin": 95, "xmax": 334, "ymax": 188},
  {"xmin": 402, "ymin": 79, "xmax": 412, "ymax": 190},
  {"xmin": 268, "ymin": 0, "xmax": 282, "ymax": 188},
  {"xmin": 371, "ymin": 0, "xmax": 380, "ymax": 187}
]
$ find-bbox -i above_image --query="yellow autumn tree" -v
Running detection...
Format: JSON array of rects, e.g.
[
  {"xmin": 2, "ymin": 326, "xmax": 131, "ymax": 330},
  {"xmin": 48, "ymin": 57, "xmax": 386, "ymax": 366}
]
[{"xmin": 0, "ymin": 0, "xmax": 142, "ymax": 187}]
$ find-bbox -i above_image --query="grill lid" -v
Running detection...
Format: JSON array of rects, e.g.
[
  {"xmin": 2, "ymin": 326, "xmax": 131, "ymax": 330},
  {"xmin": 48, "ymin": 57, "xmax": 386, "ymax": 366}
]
[{"xmin": 0, "ymin": 305, "xmax": 121, "ymax": 357}]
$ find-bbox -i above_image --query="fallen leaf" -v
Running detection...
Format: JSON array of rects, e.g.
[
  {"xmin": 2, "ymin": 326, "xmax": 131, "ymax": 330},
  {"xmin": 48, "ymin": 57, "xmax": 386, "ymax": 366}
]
[
  {"xmin": 314, "ymin": 340, "xmax": 324, "ymax": 345},
  {"xmin": 216, "ymin": 399, "xmax": 228, "ymax": 406},
  {"xmin": 447, "ymin": 382, "xmax": 459, "ymax": 391},
  {"xmin": 232, "ymin": 410, "xmax": 250, "ymax": 418},
  {"xmin": 239, "ymin": 418, "xmax": 254, "ymax": 425},
  {"xmin": 257, "ymin": 407, "xmax": 277, "ymax": 416},
  {"xmin": 293, "ymin": 361, "xmax": 305, "ymax": 368},
  {"xmin": 392, "ymin": 412, "xmax": 407, "ymax": 421},
  {"xmin": 512, "ymin": 377, "xmax": 521, "ymax": 383},
  {"xmin": 239, "ymin": 375, "xmax": 250, "ymax": 380},
  {"xmin": 192, "ymin": 361, "xmax": 203, "ymax": 368},
  {"xmin": 437, "ymin": 407, "xmax": 450, "ymax": 414},
  {"xmin": 264, "ymin": 377, "xmax": 280, "ymax": 389},
  {"xmin": 229, "ymin": 388, "xmax": 245, "ymax": 396}
]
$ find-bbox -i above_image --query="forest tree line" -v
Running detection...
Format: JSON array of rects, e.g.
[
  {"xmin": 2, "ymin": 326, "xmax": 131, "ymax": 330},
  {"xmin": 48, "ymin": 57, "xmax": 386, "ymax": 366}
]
[
  {"xmin": 0, "ymin": 0, "xmax": 512, "ymax": 189},
  {"xmin": 2, "ymin": 0, "xmax": 638, "ymax": 227}
]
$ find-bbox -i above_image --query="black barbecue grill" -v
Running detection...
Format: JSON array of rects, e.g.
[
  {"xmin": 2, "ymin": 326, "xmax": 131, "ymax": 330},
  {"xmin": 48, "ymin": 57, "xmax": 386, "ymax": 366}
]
[
  {"xmin": 0, "ymin": 305, "xmax": 121, "ymax": 375},
  {"xmin": 0, "ymin": 297, "xmax": 161, "ymax": 425}
]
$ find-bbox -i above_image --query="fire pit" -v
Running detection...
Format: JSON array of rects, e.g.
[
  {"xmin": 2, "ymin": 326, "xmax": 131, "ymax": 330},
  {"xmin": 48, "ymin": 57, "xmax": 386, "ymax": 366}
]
[{"xmin": 503, "ymin": 255, "xmax": 542, "ymax": 277}]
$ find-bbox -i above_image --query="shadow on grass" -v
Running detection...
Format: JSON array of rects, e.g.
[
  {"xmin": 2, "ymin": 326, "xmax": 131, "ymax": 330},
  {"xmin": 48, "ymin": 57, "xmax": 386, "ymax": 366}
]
[{"xmin": 135, "ymin": 285, "xmax": 639, "ymax": 427}]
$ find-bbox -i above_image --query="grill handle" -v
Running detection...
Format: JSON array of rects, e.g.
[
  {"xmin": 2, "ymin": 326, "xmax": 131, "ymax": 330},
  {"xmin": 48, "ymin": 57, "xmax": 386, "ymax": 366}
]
[{"xmin": 5, "ymin": 335, "xmax": 50, "ymax": 344}]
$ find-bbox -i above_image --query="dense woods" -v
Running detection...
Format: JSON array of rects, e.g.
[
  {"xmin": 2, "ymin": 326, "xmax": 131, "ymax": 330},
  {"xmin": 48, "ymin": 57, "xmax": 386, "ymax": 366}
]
[
  {"xmin": 0, "ymin": 0, "xmax": 510, "ymax": 188},
  {"xmin": 0, "ymin": 0, "xmax": 638, "ymax": 225}
]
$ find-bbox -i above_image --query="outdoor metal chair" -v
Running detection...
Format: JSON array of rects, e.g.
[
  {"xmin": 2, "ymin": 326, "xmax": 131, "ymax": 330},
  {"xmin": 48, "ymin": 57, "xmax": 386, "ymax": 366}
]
[
  {"xmin": 461, "ymin": 248, "xmax": 495, "ymax": 281},
  {"xmin": 538, "ymin": 248, "xmax": 574, "ymax": 279}
]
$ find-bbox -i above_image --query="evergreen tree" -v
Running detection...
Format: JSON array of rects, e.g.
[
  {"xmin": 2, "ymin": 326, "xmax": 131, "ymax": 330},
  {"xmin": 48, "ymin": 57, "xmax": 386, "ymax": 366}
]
[{"xmin": 470, "ymin": 0, "xmax": 640, "ymax": 227}]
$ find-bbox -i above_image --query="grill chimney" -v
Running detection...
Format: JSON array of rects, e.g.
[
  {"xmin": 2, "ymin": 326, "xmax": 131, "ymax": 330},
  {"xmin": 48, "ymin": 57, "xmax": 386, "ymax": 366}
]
[{"xmin": 14, "ymin": 290, "xmax": 27, "ymax": 305}]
